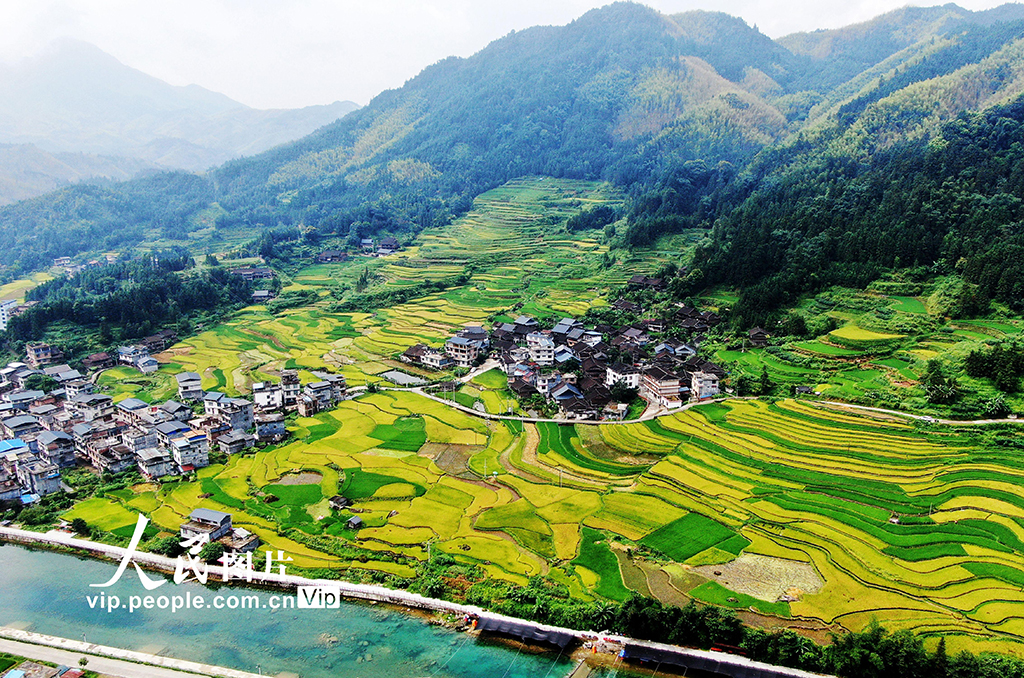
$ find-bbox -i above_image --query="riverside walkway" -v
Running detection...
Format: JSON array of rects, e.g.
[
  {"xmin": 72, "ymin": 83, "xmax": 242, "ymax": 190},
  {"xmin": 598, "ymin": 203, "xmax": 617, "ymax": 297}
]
[
  {"xmin": 0, "ymin": 526, "xmax": 836, "ymax": 678},
  {"xmin": 0, "ymin": 627, "xmax": 262, "ymax": 678}
]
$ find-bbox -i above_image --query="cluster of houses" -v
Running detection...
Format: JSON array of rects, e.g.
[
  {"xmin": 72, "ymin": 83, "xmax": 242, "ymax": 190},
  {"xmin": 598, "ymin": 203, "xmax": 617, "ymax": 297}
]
[
  {"xmin": 0, "ymin": 348, "xmax": 347, "ymax": 505},
  {"xmin": 27, "ymin": 332, "xmax": 182, "ymax": 376},
  {"xmin": 402, "ymin": 302, "xmax": 726, "ymax": 419},
  {"xmin": 359, "ymin": 237, "xmax": 401, "ymax": 258}
]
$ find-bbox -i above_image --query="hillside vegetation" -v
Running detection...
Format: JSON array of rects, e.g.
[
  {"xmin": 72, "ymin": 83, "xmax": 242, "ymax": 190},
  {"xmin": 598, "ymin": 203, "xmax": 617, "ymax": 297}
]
[{"xmin": 8, "ymin": 2, "xmax": 1024, "ymax": 286}]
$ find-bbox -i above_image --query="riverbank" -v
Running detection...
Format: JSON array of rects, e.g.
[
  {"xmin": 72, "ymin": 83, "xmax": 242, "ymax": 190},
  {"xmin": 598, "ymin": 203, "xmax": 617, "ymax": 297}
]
[
  {"xmin": 0, "ymin": 628, "xmax": 263, "ymax": 678},
  {"xmin": 0, "ymin": 527, "xmax": 835, "ymax": 678}
]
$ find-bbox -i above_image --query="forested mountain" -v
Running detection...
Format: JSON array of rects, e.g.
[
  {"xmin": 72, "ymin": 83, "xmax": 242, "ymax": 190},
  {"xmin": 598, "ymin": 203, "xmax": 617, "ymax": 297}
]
[
  {"xmin": 0, "ymin": 40, "xmax": 358, "ymax": 202},
  {"xmin": 5, "ymin": 1, "xmax": 1024, "ymax": 314}
]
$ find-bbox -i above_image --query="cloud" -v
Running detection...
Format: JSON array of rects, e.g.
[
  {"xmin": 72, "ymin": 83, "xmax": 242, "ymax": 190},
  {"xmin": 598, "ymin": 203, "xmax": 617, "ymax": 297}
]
[{"xmin": 0, "ymin": 0, "xmax": 1013, "ymax": 108}]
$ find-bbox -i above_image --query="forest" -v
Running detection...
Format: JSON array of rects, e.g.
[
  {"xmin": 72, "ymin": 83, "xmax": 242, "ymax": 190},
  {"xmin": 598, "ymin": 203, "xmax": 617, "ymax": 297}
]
[{"xmin": 5, "ymin": 251, "xmax": 252, "ymax": 356}]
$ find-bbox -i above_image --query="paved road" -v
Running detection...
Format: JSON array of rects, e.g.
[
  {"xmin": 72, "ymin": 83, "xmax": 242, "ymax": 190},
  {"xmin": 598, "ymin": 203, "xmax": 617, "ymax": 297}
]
[{"xmin": 0, "ymin": 635, "xmax": 236, "ymax": 678}]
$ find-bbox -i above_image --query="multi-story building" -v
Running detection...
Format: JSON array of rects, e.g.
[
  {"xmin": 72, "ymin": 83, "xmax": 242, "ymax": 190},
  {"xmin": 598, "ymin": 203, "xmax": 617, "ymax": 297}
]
[
  {"xmin": 36, "ymin": 430, "xmax": 75, "ymax": 469},
  {"xmin": 176, "ymin": 372, "xmax": 204, "ymax": 401},
  {"xmin": 526, "ymin": 333, "xmax": 555, "ymax": 366},
  {"xmin": 281, "ymin": 370, "xmax": 300, "ymax": 409},
  {"xmin": 641, "ymin": 366, "xmax": 683, "ymax": 409}
]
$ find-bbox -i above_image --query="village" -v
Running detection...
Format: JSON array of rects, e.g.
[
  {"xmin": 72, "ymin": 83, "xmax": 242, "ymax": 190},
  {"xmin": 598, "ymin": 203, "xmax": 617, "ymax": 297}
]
[
  {"xmin": 0, "ymin": 336, "xmax": 347, "ymax": 514},
  {"xmin": 402, "ymin": 295, "xmax": 728, "ymax": 420}
]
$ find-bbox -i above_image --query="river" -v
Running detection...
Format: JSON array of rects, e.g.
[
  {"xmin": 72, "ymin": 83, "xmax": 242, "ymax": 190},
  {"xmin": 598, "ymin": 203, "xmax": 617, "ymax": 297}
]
[{"xmin": 0, "ymin": 543, "xmax": 614, "ymax": 678}]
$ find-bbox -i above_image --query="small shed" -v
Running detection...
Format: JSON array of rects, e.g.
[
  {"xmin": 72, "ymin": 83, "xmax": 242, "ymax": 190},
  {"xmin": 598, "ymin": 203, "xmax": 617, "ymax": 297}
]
[{"xmin": 346, "ymin": 515, "xmax": 363, "ymax": 529}]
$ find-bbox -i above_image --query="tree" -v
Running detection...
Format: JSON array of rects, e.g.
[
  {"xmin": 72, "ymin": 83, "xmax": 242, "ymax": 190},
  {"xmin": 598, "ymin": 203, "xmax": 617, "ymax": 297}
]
[
  {"xmin": 610, "ymin": 381, "xmax": 638, "ymax": 403},
  {"xmin": 198, "ymin": 541, "xmax": 225, "ymax": 564},
  {"xmin": 78, "ymin": 658, "xmax": 88, "ymax": 668},
  {"xmin": 24, "ymin": 373, "xmax": 59, "ymax": 393},
  {"xmin": 923, "ymin": 360, "xmax": 959, "ymax": 404},
  {"xmin": 71, "ymin": 517, "xmax": 90, "ymax": 536},
  {"xmin": 149, "ymin": 535, "xmax": 185, "ymax": 557},
  {"xmin": 759, "ymin": 366, "xmax": 775, "ymax": 396}
]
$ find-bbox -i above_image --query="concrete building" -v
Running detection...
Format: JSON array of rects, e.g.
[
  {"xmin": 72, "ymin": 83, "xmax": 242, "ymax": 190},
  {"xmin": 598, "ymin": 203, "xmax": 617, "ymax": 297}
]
[
  {"xmin": 176, "ymin": 372, "xmax": 203, "ymax": 400},
  {"xmin": 526, "ymin": 333, "xmax": 555, "ymax": 366},
  {"xmin": 137, "ymin": 447, "xmax": 177, "ymax": 479},
  {"xmin": 36, "ymin": 430, "xmax": 75, "ymax": 469}
]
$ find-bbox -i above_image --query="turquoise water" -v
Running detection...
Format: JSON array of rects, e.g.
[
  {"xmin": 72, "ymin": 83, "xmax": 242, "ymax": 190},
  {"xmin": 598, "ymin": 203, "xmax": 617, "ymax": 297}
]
[{"xmin": 0, "ymin": 544, "xmax": 582, "ymax": 678}]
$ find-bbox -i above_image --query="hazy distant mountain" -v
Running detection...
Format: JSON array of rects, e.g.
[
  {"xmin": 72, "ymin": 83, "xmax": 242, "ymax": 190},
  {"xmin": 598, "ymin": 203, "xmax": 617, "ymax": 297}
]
[
  {"xmin": 0, "ymin": 144, "xmax": 155, "ymax": 206},
  {"xmin": 0, "ymin": 40, "xmax": 358, "ymax": 198}
]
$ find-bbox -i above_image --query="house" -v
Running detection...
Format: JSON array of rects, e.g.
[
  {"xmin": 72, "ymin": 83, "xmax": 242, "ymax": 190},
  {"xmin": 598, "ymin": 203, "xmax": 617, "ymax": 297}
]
[
  {"xmin": 512, "ymin": 315, "xmax": 539, "ymax": 337},
  {"xmin": 641, "ymin": 366, "xmax": 683, "ymax": 409},
  {"xmin": 96, "ymin": 445, "xmax": 136, "ymax": 474},
  {"xmin": 63, "ymin": 380, "xmax": 93, "ymax": 401},
  {"xmin": 219, "ymin": 526, "xmax": 260, "ymax": 554},
  {"xmin": 329, "ymin": 495, "xmax": 351, "ymax": 510},
  {"xmin": 26, "ymin": 343, "xmax": 62, "ymax": 368},
  {"xmin": 690, "ymin": 371, "xmax": 720, "ymax": 401},
  {"xmin": 401, "ymin": 344, "xmax": 428, "ymax": 365},
  {"xmin": 15, "ymin": 456, "xmax": 61, "ymax": 496},
  {"xmin": 2, "ymin": 414, "xmax": 40, "ymax": 439},
  {"xmin": 613, "ymin": 299, "xmax": 642, "ymax": 314},
  {"xmin": 82, "ymin": 352, "xmax": 114, "ymax": 371},
  {"xmin": 360, "ymin": 238, "xmax": 375, "ymax": 251},
  {"xmin": 117, "ymin": 345, "xmax": 149, "ymax": 366},
  {"xmin": 509, "ymin": 378, "xmax": 538, "ymax": 398},
  {"xmin": 526, "ymin": 333, "xmax": 555, "ymax": 366},
  {"xmin": 445, "ymin": 335, "xmax": 484, "ymax": 367},
  {"xmin": 379, "ymin": 236, "xmax": 400, "ymax": 253},
  {"xmin": 34, "ymin": 432, "xmax": 74, "ymax": 471},
  {"xmin": 169, "ymin": 429, "xmax": 209, "ymax": 472},
  {"xmin": 251, "ymin": 290, "xmax": 275, "ymax": 303},
  {"xmin": 218, "ymin": 431, "xmax": 256, "ymax": 455},
  {"xmin": 605, "ymin": 363, "xmax": 641, "ymax": 390},
  {"xmin": 203, "ymin": 391, "xmax": 228, "ymax": 417},
  {"xmin": 297, "ymin": 392, "xmax": 319, "ymax": 417},
  {"xmin": 115, "ymin": 398, "xmax": 150, "ymax": 426},
  {"xmin": 180, "ymin": 508, "xmax": 233, "ymax": 542},
  {"xmin": 281, "ymin": 370, "xmax": 300, "ymax": 409},
  {"xmin": 176, "ymin": 372, "xmax": 204, "ymax": 401},
  {"xmin": 141, "ymin": 331, "xmax": 177, "ymax": 353},
  {"xmin": 5, "ymin": 390, "xmax": 44, "ymax": 412},
  {"xmin": 73, "ymin": 394, "xmax": 115, "ymax": 422},
  {"xmin": 229, "ymin": 267, "xmax": 274, "ymax": 280},
  {"xmin": 317, "ymin": 249, "xmax": 347, "ymax": 263},
  {"xmin": 0, "ymin": 299, "xmax": 17, "ymax": 332},
  {"xmin": 255, "ymin": 413, "xmax": 287, "ymax": 442},
  {"xmin": 422, "ymin": 349, "xmax": 454, "ymax": 370},
  {"xmin": 219, "ymin": 398, "xmax": 254, "ymax": 432},
  {"xmin": 136, "ymin": 356, "xmax": 160, "ymax": 374},
  {"xmin": 346, "ymin": 515, "xmax": 363, "ymax": 529},
  {"xmin": 154, "ymin": 420, "xmax": 192, "ymax": 448},
  {"xmin": 303, "ymin": 381, "xmax": 335, "ymax": 412},
  {"xmin": 252, "ymin": 381, "xmax": 284, "ymax": 411},
  {"xmin": 160, "ymin": 400, "xmax": 193, "ymax": 420},
  {"xmin": 137, "ymin": 447, "xmax": 177, "ymax": 480},
  {"xmin": 749, "ymin": 327, "xmax": 769, "ymax": 348}
]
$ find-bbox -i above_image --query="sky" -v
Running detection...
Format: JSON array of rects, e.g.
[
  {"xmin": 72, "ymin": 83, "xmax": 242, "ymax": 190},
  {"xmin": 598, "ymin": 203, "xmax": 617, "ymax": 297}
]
[{"xmin": 0, "ymin": 0, "xmax": 1017, "ymax": 110}]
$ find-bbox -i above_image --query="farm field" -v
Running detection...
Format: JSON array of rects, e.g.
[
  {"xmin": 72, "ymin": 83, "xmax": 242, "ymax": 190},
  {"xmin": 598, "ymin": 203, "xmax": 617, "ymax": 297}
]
[
  {"xmin": 712, "ymin": 278, "xmax": 1024, "ymax": 415},
  {"xmin": 67, "ymin": 392, "xmax": 1024, "ymax": 654},
  {"xmin": 156, "ymin": 177, "xmax": 682, "ymax": 395}
]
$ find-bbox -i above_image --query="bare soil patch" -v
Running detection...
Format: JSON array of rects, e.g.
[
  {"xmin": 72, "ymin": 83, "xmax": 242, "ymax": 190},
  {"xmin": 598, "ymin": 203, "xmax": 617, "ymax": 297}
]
[{"xmin": 694, "ymin": 554, "xmax": 822, "ymax": 603}]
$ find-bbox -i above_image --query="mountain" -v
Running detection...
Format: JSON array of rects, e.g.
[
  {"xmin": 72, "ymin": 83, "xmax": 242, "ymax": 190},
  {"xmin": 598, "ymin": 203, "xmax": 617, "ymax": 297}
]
[
  {"xmin": 0, "ymin": 144, "xmax": 156, "ymax": 206},
  {"xmin": 0, "ymin": 40, "xmax": 359, "ymax": 190},
  {"xmin": 5, "ymin": 2, "xmax": 1024, "ymax": 293}
]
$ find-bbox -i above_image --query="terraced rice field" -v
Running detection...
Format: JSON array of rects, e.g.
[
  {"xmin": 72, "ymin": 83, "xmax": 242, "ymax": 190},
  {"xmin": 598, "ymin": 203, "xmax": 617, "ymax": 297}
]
[
  {"xmin": 157, "ymin": 177, "xmax": 680, "ymax": 393},
  {"xmin": 68, "ymin": 386, "xmax": 1024, "ymax": 653}
]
